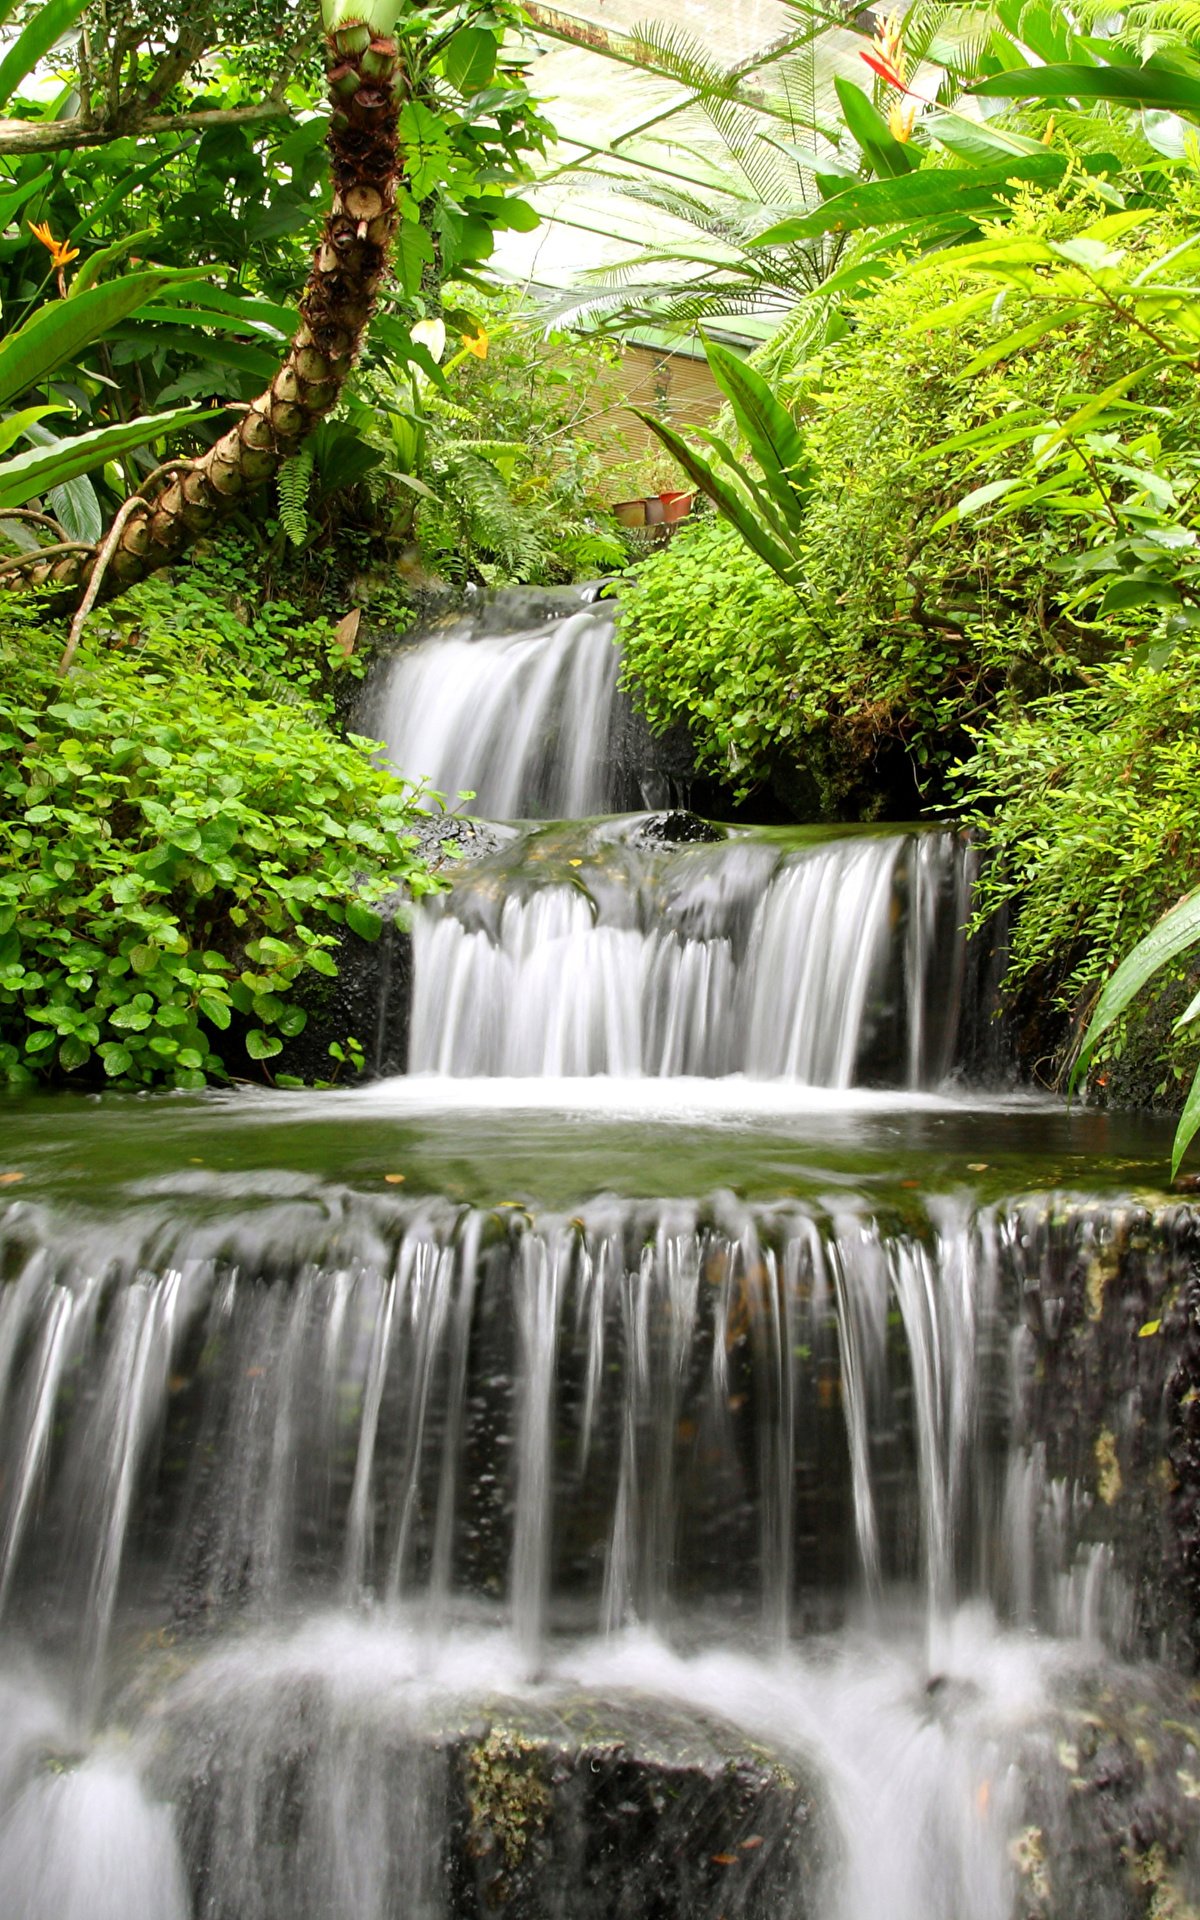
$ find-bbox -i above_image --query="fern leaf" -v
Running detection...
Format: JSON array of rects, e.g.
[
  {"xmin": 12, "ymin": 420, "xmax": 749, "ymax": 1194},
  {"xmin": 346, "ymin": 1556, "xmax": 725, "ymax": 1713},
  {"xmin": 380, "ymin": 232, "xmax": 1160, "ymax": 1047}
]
[{"xmin": 277, "ymin": 449, "xmax": 314, "ymax": 548}]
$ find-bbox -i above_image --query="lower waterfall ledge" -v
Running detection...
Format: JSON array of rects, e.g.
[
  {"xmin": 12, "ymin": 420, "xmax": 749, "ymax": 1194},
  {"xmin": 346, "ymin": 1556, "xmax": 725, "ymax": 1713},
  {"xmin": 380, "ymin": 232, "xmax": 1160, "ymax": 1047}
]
[{"xmin": 149, "ymin": 1681, "xmax": 831, "ymax": 1920}]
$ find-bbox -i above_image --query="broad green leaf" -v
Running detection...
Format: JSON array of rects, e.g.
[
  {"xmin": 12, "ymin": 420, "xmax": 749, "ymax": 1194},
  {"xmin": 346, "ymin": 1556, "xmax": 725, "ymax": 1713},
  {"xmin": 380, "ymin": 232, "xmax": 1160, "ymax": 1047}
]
[
  {"xmin": 702, "ymin": 335, "xmax": 808, "ymax": 495},
  {"xmin": 753, "ymin": 154, "xmax": 1066, "ymax": 247},
  {"xmin": 698, "ymin": 429, "xmax": 800, "ymax": 546},
  {"xmin": 0, "ymin": 168, "xmax": 53, "ymax": 233},
  {"xmin": 973, "ymin": 60, "xmax": 1200, "ymax": 117},
  {"xmin": 922, "ymin": 110, "xmax": 1047, "ymax": 161},
  {"xmin": 930, "ymin": 476, "xmax": 1021, "ymax": 530},
  {"xmin": 245, "ymin": 1029, "xmax": 283, "ymax": 1061},
  {"xmin": 443, "ymin": 25, "xmax": 497, "ymax": 95},
  {"xmin": 0, "ymin": 0, "xmax": 90, "ymax": 110},
  {"xmin": 0, "ymin": 406, "xmax": 216, "ymax": 510},
  {"xmin": 959, "ymin": 304, "xmax": 1092, "ymax": 378},
  {"xmin": 69, "ymin": 229, "xmax": 158, "ymax": 299},
  {"xmin": 832, "ymin": 75, "xmax": 916, "ymax": 177},
  {"xmin": 632, "ymin": 409, "xmax": 801, "ymax": 585},
  {"xmin": 346, "ymin": 903, "xmax": 383, "ymax": 941},
  {"xmin": 1100, "ymin": 578, "xmax": 1181, "ymax": 612},
  {"xmin": 47, "ymin": 472, "xmax": 103, "ymax": 544},
  {"xmin": 395, "ymin": 221, "xmax": 434, "ymax": 298},
  {"xmin": 1075, "ymin": 889, "xmax": 1200, "ymax": 1084},
  {"xmin": 0, "ymin": 270, "xmax": 207, "ymax": 412},
  {"xmin": 1173, "ymin": 1060, "xmax": 1200, "ymax": 1177},
  {"xmin": 0, "ymin": 404, "xmax": 63, "ymax": 458}
]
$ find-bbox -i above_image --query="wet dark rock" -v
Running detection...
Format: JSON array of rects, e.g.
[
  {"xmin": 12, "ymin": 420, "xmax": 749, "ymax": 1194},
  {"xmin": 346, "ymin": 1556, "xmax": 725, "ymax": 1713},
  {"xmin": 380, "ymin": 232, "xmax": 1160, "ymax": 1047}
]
[
  {"xmin": 624, "ymin": 810, "xmax": 723, "ymax": 847},
  {"xmin": 444, "ymin": 1692, "xmax": 827, "ymax": 1920},
  {"xmin": 1014, "ymin": 1669, "xmax": 1200, "ymax": 1920},
  {"xmin": 1007, "ymin": 1200, "xmax": 1200, "ymax": 1660},
  {"xmin": 280, "ymin": 913, "xmax": 412, "ymax": 1081}
]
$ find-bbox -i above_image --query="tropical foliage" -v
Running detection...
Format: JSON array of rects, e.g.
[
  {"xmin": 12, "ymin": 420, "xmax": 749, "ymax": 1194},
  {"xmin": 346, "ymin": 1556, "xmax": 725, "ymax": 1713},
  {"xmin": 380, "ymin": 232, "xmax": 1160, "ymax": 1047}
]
[
  {"xmin": 0, "ymin": 581, "xmax": 436, "ymax": 1091},
  {"xmin": 615, "ymin": 0, "xmax": 1200, "ymax": 1160}
]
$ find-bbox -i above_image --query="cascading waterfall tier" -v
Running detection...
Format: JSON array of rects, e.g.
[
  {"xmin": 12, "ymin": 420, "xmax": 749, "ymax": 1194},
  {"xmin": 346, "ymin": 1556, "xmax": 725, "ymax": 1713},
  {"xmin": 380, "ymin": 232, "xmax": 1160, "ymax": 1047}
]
[
  {"xmin": 0, "ymin": 1181, "xmax": 1180, "ymax": 1664},
  {"xmin": 371, "ymin": 587, "xmax": 628, "ymax": 819},
  {"xmin": 410, "ymin": 817, "xmax": 979, "ymax": 1085},
  {"xmin": 1, "ymin": 1162, "xmax": 1194, "ymax": 1920}
]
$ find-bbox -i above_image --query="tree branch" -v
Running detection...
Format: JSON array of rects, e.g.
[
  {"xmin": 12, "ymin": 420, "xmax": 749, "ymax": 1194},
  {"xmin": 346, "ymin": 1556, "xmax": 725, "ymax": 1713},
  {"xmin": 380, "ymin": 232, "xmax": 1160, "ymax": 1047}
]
[{"xmin": 0, "ymin": 98, "xmax": 291, "ymax": 156}]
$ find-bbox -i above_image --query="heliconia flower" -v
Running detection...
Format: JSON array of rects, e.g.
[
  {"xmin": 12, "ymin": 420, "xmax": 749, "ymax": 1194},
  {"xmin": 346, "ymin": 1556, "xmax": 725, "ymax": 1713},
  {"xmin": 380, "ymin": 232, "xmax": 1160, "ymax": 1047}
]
[
  {"xmin": 28, "ymin": 220, "xmax": 79, "ymax": 270},
  {"xmin": 859, "ymin": 48, "xmax": 905, "ymax": 90},
  {"xmin": 887, "ymin": 100, "xmax": 916, "ymax": 142},
  {"xmin": 877, "ymin": 9, "xmax": 907, "ymax": 77},
  {"xmin": 860, "ymin": 8, "xmax": 909, "ymax": 93},
  {"xmin": 461, "ymin": 323, "xmax": 488, "ymax": 360}
]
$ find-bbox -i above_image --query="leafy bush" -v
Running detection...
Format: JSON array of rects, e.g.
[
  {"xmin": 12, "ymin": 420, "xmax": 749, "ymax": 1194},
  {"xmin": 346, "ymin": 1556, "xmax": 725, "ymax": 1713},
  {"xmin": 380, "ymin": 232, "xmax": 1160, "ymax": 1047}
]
[
  {"xmin": 0, "ymin": 592, "xmax": 436, "ymax": 1092},
  {"xmin": 365, "ymin": 297, "xmax": 634, "ymax": 589},
  {"xmin": 617, "ymin": 516, "xmax": 818, "ymax": 802},
  {"xmin": 619, "ymin": 187, "xmax": 1200, "ymax": 811},
  {"xmin": 956, "ymin": 650, "xmax": 1200, "ymax": 1077}
]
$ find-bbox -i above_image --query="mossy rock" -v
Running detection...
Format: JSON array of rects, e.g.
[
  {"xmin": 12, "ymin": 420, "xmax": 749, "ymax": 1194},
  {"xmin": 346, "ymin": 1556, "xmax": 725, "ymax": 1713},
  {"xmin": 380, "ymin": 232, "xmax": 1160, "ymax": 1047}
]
[{"xmin": 441, "ymin": 1689, "xmax": 829, "ymax": 1920}]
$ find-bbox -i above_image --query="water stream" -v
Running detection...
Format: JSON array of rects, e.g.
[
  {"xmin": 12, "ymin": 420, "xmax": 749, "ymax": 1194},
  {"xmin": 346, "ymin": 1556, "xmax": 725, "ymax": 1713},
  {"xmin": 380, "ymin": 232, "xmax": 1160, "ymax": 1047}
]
[{"xmin": 1, "ymin": 589, "xmax": 1198, "ymax": 1919}]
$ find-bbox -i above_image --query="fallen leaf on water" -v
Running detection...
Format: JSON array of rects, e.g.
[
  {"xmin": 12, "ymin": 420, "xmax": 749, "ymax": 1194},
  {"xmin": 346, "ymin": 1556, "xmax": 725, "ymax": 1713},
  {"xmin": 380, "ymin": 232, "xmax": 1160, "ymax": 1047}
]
[
  {"xmin": 1138, "ymin": 1319, "xmax": 1161, "ymax": 1338},
  {"xmin": 0, "ymin": 1171, "xmax": 24, "ymax": 1185},
  {"xmin": 245, "ymin": 1367, "xmax": 265, "ymax": 1379},
  {"xmin": 900, "ymin": 1178, "xmax": 920, "ymax": 1189},
  {"xmin": 384, "ymin": 1173, "xmax": 406, "ymax": 1185},
  {"xmin": 967, "ymin": 1162, "xmax": 988, "ymax": 1172},
  {"xmin": 740, "ymin": 1835, "xmax": 764, "ymax": 1850},
  {"xmin": 711, "ymin": 1854, "xmax": 739, "ymax": 1867},
  {"xmin": 568, "ymin": 859, "xmax": 583, "ymax": 867}
]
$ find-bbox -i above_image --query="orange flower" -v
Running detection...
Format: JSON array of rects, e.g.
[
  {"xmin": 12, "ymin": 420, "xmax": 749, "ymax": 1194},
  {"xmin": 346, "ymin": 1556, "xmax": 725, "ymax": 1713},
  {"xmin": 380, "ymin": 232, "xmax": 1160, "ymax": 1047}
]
[
  {"xmin": 461, "ymin": 323, "xmax": 489, "ymax": 360},
  {"xmin": 860, "ymin": 9, "xmax": 909, "ymax": 92},
  {"xmin": 28, "ymin": 220, "xmax": 79, "ymax": 270}
]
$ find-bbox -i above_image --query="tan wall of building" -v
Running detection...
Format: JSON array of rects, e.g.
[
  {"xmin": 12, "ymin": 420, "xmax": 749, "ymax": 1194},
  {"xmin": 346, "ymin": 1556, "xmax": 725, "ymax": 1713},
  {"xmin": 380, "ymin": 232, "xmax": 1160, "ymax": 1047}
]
[{"xmin": 581, "ymin": 343, "xmax": 725, "ymax": 495}]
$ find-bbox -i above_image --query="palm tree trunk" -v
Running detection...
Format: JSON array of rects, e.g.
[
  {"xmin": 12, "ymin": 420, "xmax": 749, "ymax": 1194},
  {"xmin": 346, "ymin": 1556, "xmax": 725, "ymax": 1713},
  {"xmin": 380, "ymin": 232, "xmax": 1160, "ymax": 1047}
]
[{"xmin": 33, "ymin": 7, "xmax": 405, "ymax": 599}]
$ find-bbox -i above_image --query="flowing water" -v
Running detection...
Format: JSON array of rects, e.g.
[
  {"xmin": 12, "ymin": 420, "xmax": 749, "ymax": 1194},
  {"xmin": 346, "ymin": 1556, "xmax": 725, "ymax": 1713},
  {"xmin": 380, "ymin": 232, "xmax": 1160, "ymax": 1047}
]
[
  {"xmin": 1, "ymin": 589, "xmax": 1198, "ymax": 1919},
  {"xmin": 373, "ymin": 588, "xmax": 626, "ymax": 818}
]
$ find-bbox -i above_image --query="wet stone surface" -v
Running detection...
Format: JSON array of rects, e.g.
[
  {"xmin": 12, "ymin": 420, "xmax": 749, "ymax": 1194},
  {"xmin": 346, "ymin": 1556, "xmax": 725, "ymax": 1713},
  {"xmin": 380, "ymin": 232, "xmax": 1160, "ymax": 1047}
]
[
  {"xmin": 151, "ymin": 1684, "xmax": 829, "ymax": 1920},
  {"xmin": 444, "ymin": 1693, "xmax": 826, "ymax": 1920},
  {"xmin": 1015, "ymin": 1670, "xmax": 1200, "ymax": 1920}
]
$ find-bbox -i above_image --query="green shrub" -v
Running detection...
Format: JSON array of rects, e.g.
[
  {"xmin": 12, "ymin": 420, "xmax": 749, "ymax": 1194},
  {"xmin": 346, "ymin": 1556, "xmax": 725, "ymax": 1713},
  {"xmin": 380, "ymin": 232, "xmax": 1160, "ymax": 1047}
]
[
  {"xmin": 956, "ymin": 648, "xmax": 1200, "ymax": 1087},
  {"xmin": 0, "ymin": 593, "xmax": 436, "ymax": 1092},
  {"xmin": 617, "ymin": 516, "xmax": 819, "ymax": 802},
  {"xmin": 618, "ymin": 186, "xmax": 1200, "ymax": 811}
]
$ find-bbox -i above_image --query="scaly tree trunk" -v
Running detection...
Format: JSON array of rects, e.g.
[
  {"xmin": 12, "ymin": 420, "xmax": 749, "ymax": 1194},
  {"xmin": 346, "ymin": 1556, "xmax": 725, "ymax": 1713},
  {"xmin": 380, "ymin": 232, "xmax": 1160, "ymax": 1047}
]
[{"xmin": 32, "ymin": 2, "xmax": 406, "ymax": 600}]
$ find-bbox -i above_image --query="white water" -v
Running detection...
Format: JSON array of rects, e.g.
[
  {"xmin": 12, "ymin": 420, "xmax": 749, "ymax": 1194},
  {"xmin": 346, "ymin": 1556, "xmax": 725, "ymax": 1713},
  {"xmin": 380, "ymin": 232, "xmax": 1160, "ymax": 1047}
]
[
  {"xmin": 373, "ymin": 591, "xmax": 623, "ymax": 817},
  {"xmin": 410, "ymin": 825, "xmax": 978, "ymax": 1085},
  {"xmin": 0, "ymin": 1190, "xmax": 1138, "ymax": 1660}
]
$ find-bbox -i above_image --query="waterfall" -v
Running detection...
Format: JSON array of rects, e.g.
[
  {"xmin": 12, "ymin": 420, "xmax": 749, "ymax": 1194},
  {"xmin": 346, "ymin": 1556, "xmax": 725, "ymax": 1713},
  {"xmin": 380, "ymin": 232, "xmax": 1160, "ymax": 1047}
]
[
  {"xmin": 371, "ymin": 589, "xmax": 625, "ymax": 818},
  {"xmin": 409, "ymin": 822, "xmax": 977, "ymax": 1086},
  {"xmin": 0, "ymin": 1187, "xmax": 1162, "ymax": 1654},
  {"xmin": 2, "ymin": 579, "xmax": 1196, "ymax": 1920}
]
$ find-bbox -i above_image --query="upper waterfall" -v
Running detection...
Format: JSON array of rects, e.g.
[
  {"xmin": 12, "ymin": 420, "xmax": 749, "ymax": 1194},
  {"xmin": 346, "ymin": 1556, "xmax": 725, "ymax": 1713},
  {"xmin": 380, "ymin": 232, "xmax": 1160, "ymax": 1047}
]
[{"xmin": 370, "ymin": 587, "xmax": 627, "ymax": 818}]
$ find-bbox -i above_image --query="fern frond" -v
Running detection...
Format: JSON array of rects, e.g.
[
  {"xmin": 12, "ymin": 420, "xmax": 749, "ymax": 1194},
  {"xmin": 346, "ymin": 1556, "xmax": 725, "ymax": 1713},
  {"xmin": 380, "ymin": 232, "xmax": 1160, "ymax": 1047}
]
[{"xmin": 277, "ymin": 449, "xmax": 313, "ymax": 548}]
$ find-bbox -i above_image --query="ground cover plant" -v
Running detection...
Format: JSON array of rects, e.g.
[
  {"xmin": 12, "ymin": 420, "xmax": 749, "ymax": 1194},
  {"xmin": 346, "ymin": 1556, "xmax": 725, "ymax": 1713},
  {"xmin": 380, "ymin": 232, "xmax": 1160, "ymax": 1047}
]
[{"xmin": 0, "ymin": 579, "xmax": 436, "ymax": 1090}]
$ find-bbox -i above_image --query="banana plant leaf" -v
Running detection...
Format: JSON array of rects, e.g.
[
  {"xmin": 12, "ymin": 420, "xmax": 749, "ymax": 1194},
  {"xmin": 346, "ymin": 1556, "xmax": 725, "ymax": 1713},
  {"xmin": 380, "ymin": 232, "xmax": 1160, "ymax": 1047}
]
[
  {"xmin": 972, "ymin": 61, "xmax": 1200, "ymax": 117},
  {"xmin": 0, "ymin": 405, "xmax": 217, "ymax": 510}
]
